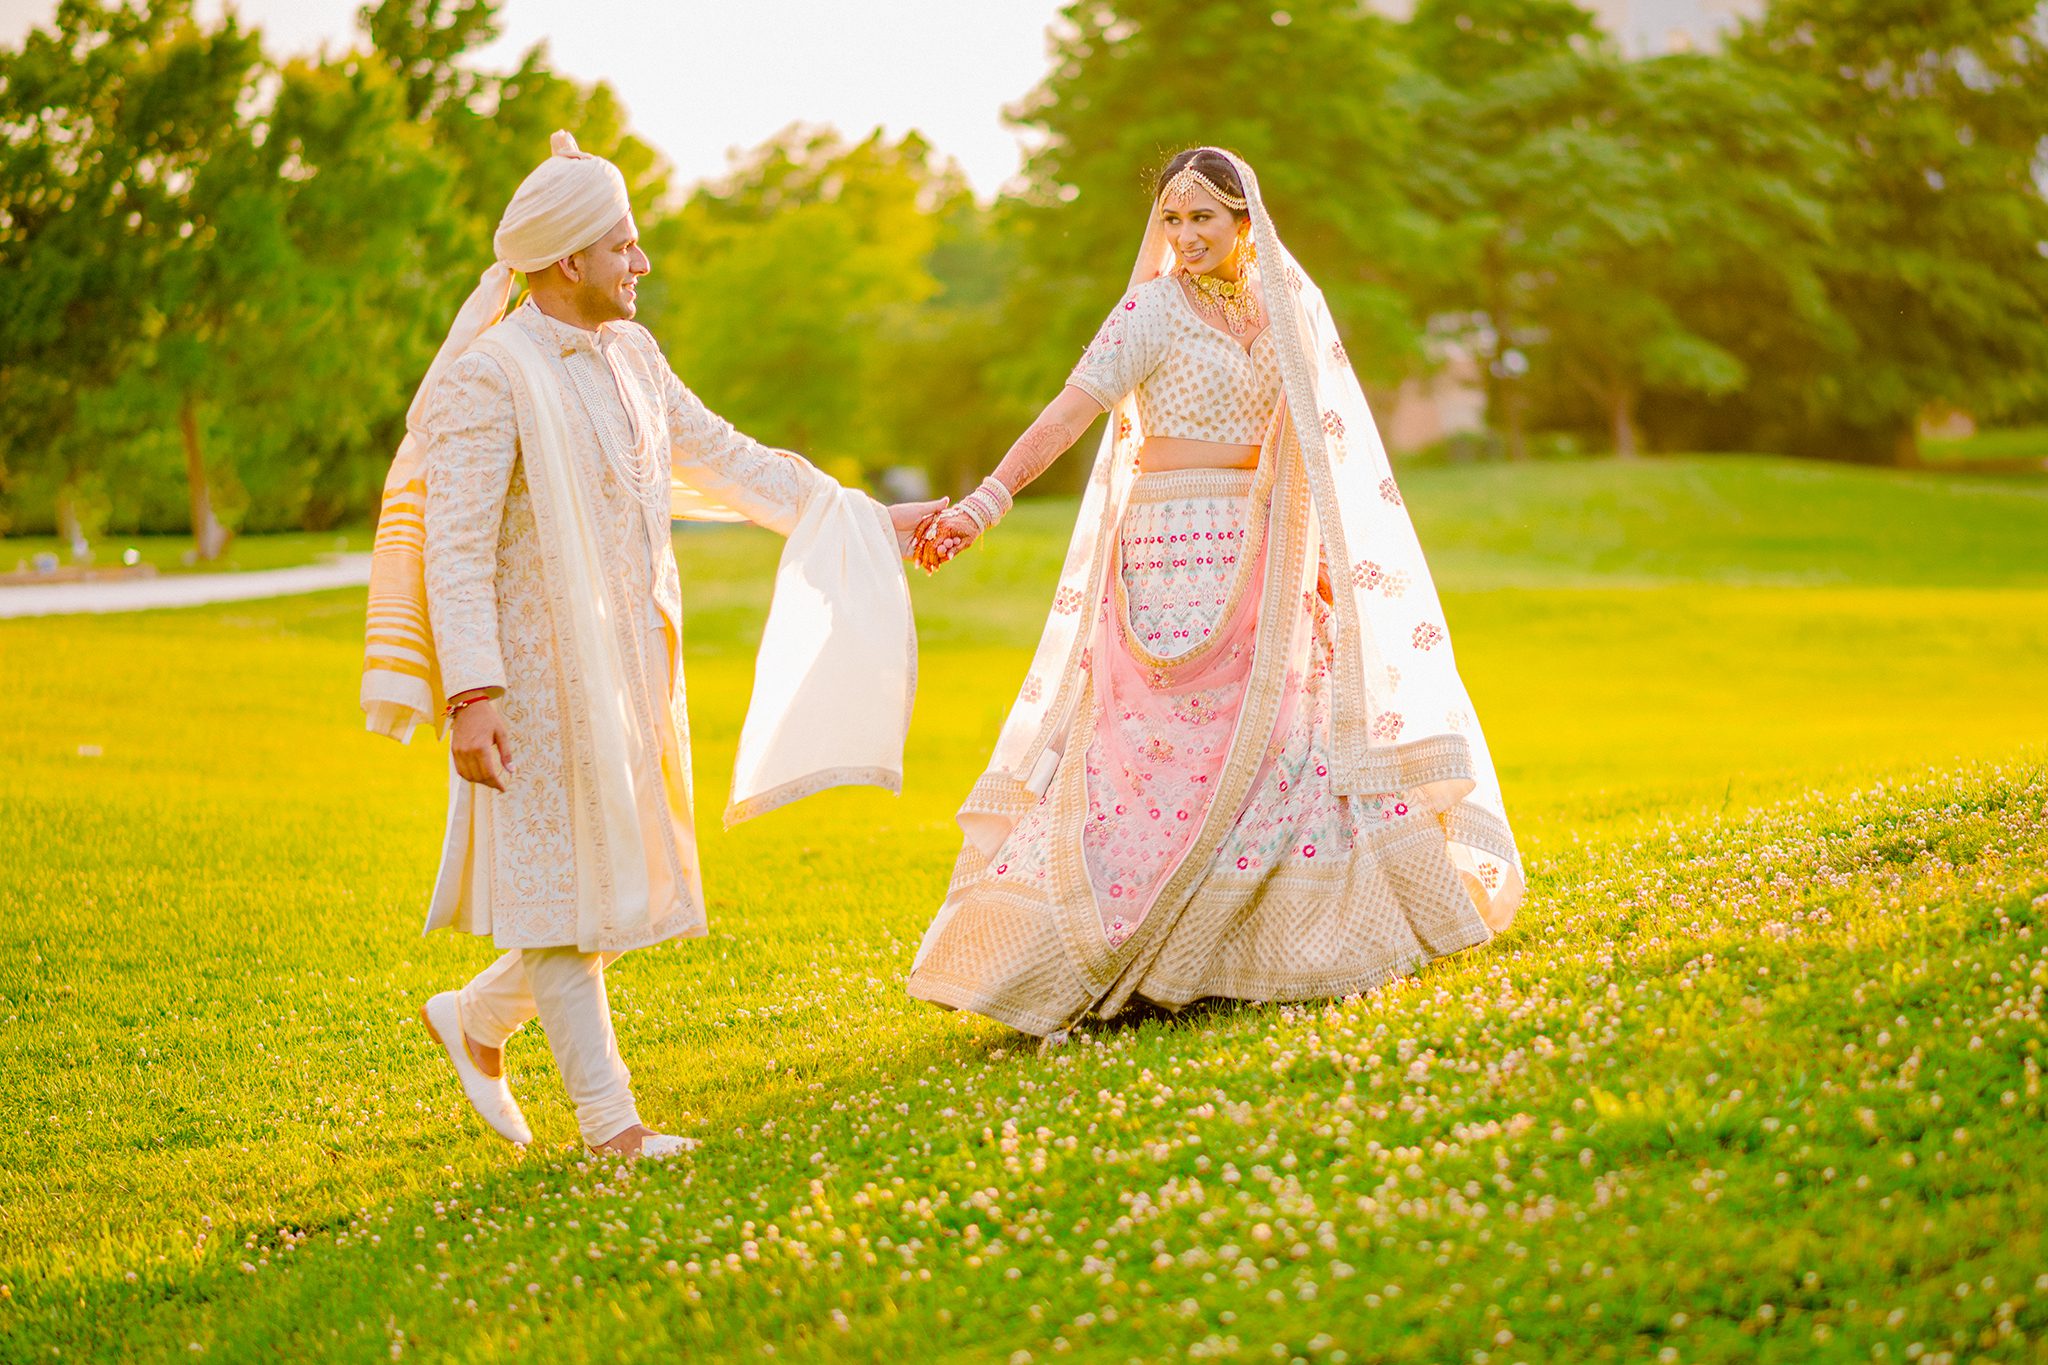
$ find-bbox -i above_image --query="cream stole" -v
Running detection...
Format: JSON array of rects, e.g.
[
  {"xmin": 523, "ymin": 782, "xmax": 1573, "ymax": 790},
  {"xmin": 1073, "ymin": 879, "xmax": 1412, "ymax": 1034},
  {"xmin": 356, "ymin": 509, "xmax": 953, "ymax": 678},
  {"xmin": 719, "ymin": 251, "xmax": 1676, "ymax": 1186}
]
[{"xmin": 427, "ymin": 325, "xmax": 653, "ymax": 948}]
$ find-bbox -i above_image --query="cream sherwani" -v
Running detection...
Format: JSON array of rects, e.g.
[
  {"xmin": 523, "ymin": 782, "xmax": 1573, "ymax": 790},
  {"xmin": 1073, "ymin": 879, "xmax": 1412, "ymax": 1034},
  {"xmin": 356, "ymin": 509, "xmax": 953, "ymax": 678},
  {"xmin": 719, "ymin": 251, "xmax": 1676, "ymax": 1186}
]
[
  {"xmin": 419, "ymin": 300, "xmax": 841, "ymax": 954},
  {"xmin": 373, "ymin": 132, "xmax": 913, "ymax": 1152}
]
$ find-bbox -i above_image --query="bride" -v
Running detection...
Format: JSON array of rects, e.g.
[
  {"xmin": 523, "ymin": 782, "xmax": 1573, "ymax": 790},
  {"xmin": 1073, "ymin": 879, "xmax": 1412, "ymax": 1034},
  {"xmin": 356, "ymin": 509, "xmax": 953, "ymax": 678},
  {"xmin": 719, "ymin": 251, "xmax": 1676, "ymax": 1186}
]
[{"xmin": 907, "ymin": 147, "xmax": 1523, "ymax": 1039}]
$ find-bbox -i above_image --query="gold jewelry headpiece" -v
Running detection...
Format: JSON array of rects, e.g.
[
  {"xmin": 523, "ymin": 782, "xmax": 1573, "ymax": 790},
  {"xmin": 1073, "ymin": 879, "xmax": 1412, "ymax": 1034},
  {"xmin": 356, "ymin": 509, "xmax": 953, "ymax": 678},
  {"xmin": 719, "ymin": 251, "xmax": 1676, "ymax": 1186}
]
[{"xmin": 1161, "ymin": 162, "xmax": 1247, "ymax": 212}]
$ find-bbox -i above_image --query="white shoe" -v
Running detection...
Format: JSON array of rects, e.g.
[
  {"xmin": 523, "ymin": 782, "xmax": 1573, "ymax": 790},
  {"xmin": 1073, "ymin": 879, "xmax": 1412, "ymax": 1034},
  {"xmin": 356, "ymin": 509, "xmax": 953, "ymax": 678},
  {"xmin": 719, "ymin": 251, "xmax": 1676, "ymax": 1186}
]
[{"xmin": 420, "ymin": 991, "xmax": 532, "ymax": 1146}]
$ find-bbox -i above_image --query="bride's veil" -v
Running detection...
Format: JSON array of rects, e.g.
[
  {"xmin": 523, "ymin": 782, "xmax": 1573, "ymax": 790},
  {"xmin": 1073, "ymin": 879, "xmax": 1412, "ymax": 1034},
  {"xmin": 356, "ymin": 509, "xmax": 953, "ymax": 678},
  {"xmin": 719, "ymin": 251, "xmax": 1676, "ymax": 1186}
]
[{"xmin": 958, "ymin": 148, "xmax": 1523, "ymax": 929}]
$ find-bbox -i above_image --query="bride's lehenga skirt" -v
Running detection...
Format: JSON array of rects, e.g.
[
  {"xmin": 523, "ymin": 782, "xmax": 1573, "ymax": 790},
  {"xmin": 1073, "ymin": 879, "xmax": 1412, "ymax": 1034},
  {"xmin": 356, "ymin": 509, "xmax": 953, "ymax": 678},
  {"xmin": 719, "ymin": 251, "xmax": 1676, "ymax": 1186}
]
[{"xmin": 908, "ymin": 469, "xmax": 1495, "ymax": 1037}]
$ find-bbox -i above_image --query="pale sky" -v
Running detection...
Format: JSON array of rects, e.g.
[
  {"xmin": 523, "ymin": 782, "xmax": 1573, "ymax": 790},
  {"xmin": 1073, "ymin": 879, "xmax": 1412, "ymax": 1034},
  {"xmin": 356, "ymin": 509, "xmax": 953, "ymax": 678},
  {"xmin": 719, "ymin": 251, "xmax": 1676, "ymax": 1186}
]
[{"xmin": 0, "ymin": 0, "xmax": 1069, "ymax": 197}]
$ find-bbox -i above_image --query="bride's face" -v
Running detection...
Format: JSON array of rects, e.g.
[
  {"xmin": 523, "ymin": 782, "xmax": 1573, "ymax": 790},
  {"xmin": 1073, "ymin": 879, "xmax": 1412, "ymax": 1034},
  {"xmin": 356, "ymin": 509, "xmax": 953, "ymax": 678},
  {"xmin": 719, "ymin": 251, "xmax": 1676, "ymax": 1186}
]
[{"xmin": 1161, "ymin": 186, "xmax": 1245, "ymax": 277}]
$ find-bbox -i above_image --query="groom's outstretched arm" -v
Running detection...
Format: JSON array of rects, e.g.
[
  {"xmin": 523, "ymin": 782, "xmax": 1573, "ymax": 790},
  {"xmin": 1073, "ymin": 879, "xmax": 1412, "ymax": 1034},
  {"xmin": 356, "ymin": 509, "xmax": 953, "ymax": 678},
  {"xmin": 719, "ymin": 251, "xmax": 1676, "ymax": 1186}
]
[
  {"xmin": 638, "ymin": 332, "xmax": 834, "ymax": 536},
  {"xmin": 640, "ymin": 330, "xmax": 942, "ymax": 555}
]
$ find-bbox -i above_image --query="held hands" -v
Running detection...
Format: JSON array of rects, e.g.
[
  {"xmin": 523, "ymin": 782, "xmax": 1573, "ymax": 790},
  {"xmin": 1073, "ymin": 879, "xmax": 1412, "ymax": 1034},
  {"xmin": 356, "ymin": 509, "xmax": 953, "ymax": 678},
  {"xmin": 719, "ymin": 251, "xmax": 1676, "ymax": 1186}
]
[
  {"xmin": 912, "ymin": 507, "xmax": 983, "ymax": 574},
  {"xmin": 450, "ymin": 695, "xmax": 515, "ymax": 791},
  {"xmin": 912, "ymin": 476, "xmax": 1011, "ymax": 573},
  {"xmin": 887, "ymin": 497, "xmax": 950, "ymax": 559}
]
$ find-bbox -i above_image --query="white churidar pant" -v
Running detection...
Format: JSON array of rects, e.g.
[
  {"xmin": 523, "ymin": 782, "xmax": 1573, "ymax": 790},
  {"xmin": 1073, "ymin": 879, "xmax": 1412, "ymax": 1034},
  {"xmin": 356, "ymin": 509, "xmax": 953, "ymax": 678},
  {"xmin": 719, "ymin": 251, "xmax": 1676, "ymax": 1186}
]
[{"xmin": 459, "ymin": 948, "xmax": 637, "ymax": 1147}]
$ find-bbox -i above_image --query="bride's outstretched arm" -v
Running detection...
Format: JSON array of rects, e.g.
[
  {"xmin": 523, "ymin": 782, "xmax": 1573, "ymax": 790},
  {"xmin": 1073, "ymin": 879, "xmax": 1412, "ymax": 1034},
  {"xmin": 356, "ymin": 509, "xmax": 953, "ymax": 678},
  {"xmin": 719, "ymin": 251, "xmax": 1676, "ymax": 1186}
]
[
  {"xmin": 993, "ymin": 387, "xmax": 1104, "ymax": 494},
  {"xmin": 915, "ymin": 386, "xmax": 1104, "ymax": 570}
]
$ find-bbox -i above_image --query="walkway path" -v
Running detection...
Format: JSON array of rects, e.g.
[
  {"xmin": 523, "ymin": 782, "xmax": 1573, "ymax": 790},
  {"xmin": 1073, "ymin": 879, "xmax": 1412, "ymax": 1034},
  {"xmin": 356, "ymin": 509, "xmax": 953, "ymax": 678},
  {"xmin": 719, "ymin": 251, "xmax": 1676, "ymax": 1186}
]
[{"xmin": 0, "ymin": 554, "xmax": 371, "ymax": 619}]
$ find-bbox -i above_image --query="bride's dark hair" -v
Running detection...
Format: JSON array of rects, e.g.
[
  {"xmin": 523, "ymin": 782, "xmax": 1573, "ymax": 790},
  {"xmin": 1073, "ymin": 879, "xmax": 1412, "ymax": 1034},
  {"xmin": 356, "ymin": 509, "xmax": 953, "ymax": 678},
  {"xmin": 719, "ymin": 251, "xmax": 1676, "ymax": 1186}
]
[{"xmin": 1154, "ymin": 148, "xmax": 1247, "ymax": 219}]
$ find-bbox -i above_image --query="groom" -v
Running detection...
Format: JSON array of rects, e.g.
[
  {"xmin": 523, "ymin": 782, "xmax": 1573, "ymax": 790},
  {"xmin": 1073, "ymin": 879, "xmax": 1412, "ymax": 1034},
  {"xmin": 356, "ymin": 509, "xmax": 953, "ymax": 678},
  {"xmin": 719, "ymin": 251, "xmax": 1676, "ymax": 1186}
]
[{"xmin": 362, "ymin": 133, "xmax": 940, "ymax": 1157}]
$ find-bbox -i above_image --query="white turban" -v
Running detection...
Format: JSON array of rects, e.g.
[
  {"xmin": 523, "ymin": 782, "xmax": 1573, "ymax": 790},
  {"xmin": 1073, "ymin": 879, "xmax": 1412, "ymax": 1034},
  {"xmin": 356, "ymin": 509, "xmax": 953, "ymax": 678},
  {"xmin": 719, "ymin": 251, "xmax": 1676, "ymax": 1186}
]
[
  {"xmin": 493, "ymin": 130, "xmax": 632, "ymax": 272},
  {"xmin": 404, "ymin": 131, "xmax": 632, "ymax": 432}
]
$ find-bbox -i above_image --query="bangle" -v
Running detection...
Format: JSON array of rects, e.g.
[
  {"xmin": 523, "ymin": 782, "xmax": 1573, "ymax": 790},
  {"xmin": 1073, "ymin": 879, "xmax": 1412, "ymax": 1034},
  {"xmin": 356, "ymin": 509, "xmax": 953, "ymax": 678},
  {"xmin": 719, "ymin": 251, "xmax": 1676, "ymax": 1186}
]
[
  {"xmin": 445, "ymin": 693, "xmax": 491, "ymax": 719},
  {"xmin": 958, "ymin": 476, "xmax": 1013, "ymax": 535},
  {"xmin": 978, "ymin": 475, "xmax": 1014, "ymax": 518}
]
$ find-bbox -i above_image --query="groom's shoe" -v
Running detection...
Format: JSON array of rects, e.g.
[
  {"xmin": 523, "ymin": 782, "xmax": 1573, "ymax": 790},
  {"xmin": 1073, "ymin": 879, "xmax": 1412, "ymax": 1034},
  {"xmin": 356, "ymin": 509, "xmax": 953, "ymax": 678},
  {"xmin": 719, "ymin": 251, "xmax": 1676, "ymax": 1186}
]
[
  {"xmin": 420, "ymin": 991, "xmax": 533, "ymax": 1146},
  {"xmin": 587, "ymin": 1125, "xmax": 699, "ymax": 1160}
]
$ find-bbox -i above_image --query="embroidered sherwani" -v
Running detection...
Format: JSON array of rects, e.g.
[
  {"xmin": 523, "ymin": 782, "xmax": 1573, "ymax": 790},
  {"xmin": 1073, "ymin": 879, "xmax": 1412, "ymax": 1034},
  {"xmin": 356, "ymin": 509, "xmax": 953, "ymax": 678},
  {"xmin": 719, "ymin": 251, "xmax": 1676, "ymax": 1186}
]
[{"xmin": 420, "ymin": 301, "xmax": 825, "ymax": 952}]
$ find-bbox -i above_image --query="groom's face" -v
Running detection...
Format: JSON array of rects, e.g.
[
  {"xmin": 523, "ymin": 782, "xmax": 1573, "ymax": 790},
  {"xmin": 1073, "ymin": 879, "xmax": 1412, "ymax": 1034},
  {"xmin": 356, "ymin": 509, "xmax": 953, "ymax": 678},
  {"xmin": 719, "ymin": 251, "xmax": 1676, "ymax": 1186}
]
[{"xmin": 565, "ymin": 212, "xmax": 650, "ymax": 322}]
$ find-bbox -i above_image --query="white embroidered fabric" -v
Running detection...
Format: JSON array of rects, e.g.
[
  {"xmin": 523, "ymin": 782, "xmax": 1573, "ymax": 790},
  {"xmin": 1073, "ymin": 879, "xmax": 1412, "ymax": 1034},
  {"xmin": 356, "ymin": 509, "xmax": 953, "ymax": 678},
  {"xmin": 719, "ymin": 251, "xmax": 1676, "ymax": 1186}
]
[
  {"xmin": 1118, "ymin": 476, "xmax": 1256, "ymax": 660},
  {"xmin": 418, "ymin": 303, "xmax": 837, "ymax": 949},
  {"xmin": 1066, "ymin": 275, "xmax": 1283, "ymax": 445}
]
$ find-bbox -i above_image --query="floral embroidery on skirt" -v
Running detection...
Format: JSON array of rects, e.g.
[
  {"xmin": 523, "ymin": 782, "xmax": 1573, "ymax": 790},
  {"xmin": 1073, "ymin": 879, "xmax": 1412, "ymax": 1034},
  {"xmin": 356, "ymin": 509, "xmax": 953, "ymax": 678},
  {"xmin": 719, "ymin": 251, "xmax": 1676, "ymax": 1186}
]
[{"xmin": 1079, "ymin": 473, "xmax": 1410, "ymax": 949}]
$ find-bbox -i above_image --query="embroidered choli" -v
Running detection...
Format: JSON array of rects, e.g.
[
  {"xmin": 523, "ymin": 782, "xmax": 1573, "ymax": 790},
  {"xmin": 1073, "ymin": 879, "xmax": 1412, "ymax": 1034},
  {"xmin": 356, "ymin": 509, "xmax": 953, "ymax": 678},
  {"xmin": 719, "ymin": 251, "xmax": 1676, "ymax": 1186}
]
[
  {"xmin": 419, "ymin": 302, "xmax": 829, "ymax": 949},
  {"xmin": 1066, "ymin": 274, "xmax": 1282, "ymax": 445}
]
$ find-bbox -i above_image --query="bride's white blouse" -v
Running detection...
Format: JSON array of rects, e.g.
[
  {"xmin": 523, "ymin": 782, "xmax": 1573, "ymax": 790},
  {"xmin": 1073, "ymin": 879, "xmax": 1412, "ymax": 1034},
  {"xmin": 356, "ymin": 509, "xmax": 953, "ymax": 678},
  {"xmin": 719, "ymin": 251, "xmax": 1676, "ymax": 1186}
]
[{"xmin": 1066, "ymin": 274, "xmax": 1282, "ymax": 445}]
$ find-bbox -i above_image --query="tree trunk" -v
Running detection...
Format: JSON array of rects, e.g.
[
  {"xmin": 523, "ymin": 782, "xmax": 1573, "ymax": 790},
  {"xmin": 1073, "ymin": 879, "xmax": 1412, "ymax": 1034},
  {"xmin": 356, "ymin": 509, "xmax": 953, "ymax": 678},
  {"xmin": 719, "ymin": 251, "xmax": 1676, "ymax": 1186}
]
[
  {"xmin": 1609, "ymin": 388, "xmax": 1641, "ymax": 460},
  {"xmin": 1891, "ymin": 423, "xmax": 1921, "ymax": 469},
  {"xmin": 1502, "ymin": 380, "xmax": 1528, "ymax": 462},
  {"xmin": 180, "ymin": 396, "xmax": 230, "ymax": 561},
  {"xmin": 56, "ymin": 475, "xmax": 87, "ymax": 558}
]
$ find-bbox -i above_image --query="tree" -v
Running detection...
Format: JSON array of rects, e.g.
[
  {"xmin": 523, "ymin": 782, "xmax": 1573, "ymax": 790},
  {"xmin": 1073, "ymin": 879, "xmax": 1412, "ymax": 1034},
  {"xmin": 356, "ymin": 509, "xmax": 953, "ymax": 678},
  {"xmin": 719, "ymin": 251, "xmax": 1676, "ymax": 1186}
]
[
  {"xmin": 1399, "ymin": 0, "xmax": 1605, "ymax": 458},
  {"xmin": 1400, "ymin": 0, "xmax": 1838, "ymax": 459},
  {"xmin": 218, "ymin": 51, "xmax": 466, "ymax": 530},
  {"xmin": 0, "ymin": 0, "xmax": 675, "ymax": 541},
  {"xmin": 1530, "ymin": 54, "xmax": 1837, "ymax": 458},
  {"xmin": 1732, "ymin": 0, "xmax": 2048, "ymax": 464},
  {"xmin": 0, "ymin": 0, "xmax": 263, "ymax": 553},
  {"xmin": 638, "ymin": 127, "xmax": 954, "ymax": 472}
]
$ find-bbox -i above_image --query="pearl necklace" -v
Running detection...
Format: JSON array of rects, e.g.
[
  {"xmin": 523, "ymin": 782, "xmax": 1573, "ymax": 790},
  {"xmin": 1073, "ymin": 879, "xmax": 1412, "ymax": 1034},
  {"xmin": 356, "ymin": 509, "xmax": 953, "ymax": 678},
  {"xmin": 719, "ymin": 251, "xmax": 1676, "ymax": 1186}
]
[{"xmin": 534, "ymin": 308, "xmax": 670, "ymax": 513}]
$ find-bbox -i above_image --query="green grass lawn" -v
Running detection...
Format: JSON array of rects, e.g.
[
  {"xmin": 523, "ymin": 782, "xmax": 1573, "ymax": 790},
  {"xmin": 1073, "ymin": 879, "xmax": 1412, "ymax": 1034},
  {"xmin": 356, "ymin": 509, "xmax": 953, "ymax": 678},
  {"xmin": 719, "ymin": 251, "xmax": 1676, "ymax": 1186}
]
[
  {"xmin": 0, "ymin": 529, "xmax": 371, "ymax": 578},
  {"xmin": 1920, "ymin": 425, "xmax": 2048, "ymax": 468},
  {"xmin": 1, "ymin": 457, "xmax": 2044, "ymax": 1362}
]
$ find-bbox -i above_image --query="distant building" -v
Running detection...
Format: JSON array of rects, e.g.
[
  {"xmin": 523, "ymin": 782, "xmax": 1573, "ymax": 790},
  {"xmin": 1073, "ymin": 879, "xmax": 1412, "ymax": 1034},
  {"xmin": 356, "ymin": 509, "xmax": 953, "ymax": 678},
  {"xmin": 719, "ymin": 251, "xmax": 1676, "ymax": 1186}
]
[
  {"xmin": 1577, "ymin": 0, "xmax": 1767, "ymax": 57},
  {"xmin": 1364, "ymin": 0, "xmax": 1766, "ymax": 55}
]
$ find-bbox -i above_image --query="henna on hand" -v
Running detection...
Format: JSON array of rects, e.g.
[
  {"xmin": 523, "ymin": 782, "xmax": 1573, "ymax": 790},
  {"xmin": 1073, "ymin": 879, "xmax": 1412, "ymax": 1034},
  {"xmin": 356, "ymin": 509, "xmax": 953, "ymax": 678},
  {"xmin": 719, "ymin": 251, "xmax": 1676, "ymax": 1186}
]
[{"xmin": 993, "ymin": 411, "xmax": 1087, "ymax": 495}]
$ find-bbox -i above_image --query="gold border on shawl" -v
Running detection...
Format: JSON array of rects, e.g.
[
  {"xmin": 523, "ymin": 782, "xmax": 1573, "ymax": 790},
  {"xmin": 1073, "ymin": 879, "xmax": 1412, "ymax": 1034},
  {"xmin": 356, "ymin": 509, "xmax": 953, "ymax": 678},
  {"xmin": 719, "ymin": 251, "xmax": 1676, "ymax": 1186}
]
[
  {"xmin": 1231, "ymin": 160, "xmax": 1379, "ymax": 794},
  {"xmin": 725, "ymin": 765, "xmax": 905, "ymax": 825},
  {"xmin": 1017, "ymin": 441, "xmax": 1124, "ymax": 780},
  {"xmin": 1446, "ymin": 802, "xmax": 1519, "ymax": 868},
  {"xmin": 960, "ymin": 771, "xmax": 1039, "ymax": 823}
]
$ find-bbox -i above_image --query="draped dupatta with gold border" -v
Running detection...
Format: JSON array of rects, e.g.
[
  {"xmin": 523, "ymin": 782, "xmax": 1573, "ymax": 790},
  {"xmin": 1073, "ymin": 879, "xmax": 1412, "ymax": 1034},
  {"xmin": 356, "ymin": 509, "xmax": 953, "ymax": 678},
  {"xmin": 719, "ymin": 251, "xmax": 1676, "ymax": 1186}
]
[{"xmin": 911, "ymin": 151, "xmax": 1521, "ymax": 1035}]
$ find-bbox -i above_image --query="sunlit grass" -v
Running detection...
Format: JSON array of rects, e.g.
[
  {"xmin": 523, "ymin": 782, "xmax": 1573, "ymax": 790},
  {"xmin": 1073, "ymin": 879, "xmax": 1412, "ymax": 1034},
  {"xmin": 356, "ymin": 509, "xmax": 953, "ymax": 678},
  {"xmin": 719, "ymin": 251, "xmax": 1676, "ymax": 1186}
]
[
  {"xmin": 1920, "ymin": 425, "xmax": 2048, "ymax": 468},
  {"xmin": 0, "ymin": 457, "xmax": 2043, "ymax": 1361},
  {"xmin": 0, "ymin": 528, "xmax": 372, "ymax": 578}
]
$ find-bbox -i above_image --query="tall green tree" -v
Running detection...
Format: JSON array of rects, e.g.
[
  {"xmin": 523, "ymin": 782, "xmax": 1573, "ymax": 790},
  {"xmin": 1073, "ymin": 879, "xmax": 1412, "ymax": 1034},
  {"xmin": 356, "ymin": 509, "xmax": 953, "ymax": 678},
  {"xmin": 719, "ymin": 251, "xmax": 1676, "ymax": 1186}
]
[
  {"xmin": 1529, "ymin": 55, "xmax": 1837, "ymax": 458},
  {"xmin": 1399, "ymin": 0, "xmax": 1604, "ymax": 458},
  {"xmin": 0, "ymin": 0, "xmax": 673, "ymax": 542},
  {"xmin": 639, "ymin": 127, "xmax": 955, "ymax": 472},
  {"xmin": 0, "ymin": 0, "xmax": 263, "ymax": 552},
  {"xmin": 218, "ymin": 52, "xmax": 464, "ymax": 530},
  {"xmin": 1732, "ymin": 0, "xmax": 2048, "ymax": 464},
  {"xmin": 1401, "ymin": 0, "xmax": 1838, "ymax": 459}
]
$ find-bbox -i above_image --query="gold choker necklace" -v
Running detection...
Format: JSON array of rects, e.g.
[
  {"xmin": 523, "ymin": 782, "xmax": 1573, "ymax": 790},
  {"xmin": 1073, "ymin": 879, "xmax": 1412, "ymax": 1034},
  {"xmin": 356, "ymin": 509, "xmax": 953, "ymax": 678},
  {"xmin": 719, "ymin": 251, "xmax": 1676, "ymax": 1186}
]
[{"xmin": 1179, "ymin": 262, "xmax": 1262, "ymax": 337}]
